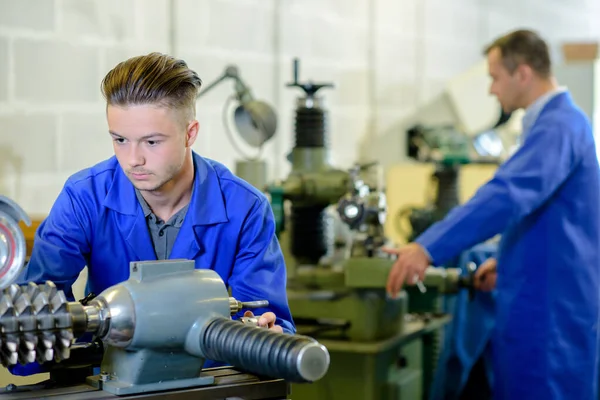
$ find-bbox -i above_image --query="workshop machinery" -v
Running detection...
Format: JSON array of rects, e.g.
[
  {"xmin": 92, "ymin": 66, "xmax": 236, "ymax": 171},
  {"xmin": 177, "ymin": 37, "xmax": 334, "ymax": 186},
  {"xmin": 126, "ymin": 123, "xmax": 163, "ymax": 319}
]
[
  {"xmin": 397, "ymin": 124, "xmax": 504, "ymax": 242},
  {"xmin": 0, "ymin": 196, "xmax": 330, "ymax": 399},
  {"xmin": 268, "ymin": 60, "xmax": 476, "ymax": 400}
]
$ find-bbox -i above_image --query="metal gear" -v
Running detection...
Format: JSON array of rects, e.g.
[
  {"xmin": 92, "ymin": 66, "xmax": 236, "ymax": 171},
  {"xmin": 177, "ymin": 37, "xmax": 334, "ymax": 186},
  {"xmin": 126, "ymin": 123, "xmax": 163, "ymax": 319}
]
[{"xmin": 0, "ymin": 281, "xmax": 74, "ymax": 367}]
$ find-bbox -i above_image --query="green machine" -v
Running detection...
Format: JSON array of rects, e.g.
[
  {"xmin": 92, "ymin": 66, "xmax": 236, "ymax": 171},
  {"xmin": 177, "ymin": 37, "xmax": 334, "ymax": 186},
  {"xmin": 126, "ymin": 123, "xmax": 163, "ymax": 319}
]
[
  {"xmin": 268, "ymin": 60, "xmax": 477, "ymax": 400},
  {"xmin": 397, "ymin": 124, "xmax": 504, "ymax": 242}
]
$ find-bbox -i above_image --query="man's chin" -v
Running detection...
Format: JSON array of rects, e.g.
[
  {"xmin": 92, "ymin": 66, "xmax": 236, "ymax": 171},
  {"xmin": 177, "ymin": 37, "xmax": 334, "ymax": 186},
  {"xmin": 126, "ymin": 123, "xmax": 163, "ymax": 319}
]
[
  {"xmin": 131, "ymin": 181, "xmax": 162, "ymax": 192},
  {"xmin": 501, "ymin": 105, "xmax": 516, "ymax": 114}
]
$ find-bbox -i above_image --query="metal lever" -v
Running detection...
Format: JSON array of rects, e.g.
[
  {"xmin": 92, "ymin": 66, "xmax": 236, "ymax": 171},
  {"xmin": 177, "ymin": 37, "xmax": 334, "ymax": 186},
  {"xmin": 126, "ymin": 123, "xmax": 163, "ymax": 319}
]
[
  {"xmin": 414, "ymin": 274, "xmax": 427, "ymax": 294},
  {"xmin": 228, "ymin": 298, "xmax": 269, "ymax": 315},
  {"xmin": 241, "ymin": 300, "xmax": 269, "ymax": 308}
]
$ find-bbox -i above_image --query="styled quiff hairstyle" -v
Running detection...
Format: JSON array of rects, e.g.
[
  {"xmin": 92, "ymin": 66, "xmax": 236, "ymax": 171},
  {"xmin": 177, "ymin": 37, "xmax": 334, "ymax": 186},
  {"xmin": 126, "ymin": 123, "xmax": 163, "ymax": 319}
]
[
  {"xmin": 101, "ymin": 52, "xmax": 202, "ymax": 122},
  {"xmin": 484, "ymin": 29, "xmax": 552, "ymax": 78}
]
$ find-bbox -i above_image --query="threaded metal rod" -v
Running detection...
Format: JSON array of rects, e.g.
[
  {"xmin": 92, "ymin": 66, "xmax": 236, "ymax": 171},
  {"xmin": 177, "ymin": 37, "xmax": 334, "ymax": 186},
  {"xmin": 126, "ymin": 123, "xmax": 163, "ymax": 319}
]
[{"xmin": 200, "ymin": 317, "xmax": 329, "ymax": 383}]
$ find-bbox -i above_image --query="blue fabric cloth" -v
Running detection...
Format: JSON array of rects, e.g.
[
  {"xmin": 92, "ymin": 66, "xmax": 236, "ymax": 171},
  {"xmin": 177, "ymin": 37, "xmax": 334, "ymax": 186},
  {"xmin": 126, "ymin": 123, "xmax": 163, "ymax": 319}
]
[
  {"xmin": 10, "ymin": 152, "xmax": 295, "ymax": 376},
  {"xmin": 429, "ymin": 242, "xmax": 498, "ymax": 400},
  {"xmin": 416, "ymin": 91, "xmax": 600, "ymax": 400}
]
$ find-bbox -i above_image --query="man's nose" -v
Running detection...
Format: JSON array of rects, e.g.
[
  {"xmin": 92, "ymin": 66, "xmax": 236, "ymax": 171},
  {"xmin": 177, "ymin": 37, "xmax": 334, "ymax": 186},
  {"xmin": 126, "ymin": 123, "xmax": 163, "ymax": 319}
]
[{"xmin": 127, "ymin": 144, "xmax": 145, "ymax": 167}]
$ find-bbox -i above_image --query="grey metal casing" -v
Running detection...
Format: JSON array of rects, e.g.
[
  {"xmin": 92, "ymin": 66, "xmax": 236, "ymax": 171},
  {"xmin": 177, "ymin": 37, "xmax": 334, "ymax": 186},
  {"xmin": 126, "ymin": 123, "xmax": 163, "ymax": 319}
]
[{"xmin": 90, "ymin": 259, "xmax": 231, "ymax": 395}]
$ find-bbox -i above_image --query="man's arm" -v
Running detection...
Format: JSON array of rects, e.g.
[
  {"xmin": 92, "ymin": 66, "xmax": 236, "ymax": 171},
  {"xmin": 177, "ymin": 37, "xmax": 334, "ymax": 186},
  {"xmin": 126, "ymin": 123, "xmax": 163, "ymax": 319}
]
[
  {"xmin": 19, "ymin": 183, "xmax": 91, "ymax": 300},
  {"xmin": 416, "ymin": 119, "xmax": 580, "ymax": 266},
  {"xmin": 227, "ymin": 198, "xmax": 295, "ymax": 334}
]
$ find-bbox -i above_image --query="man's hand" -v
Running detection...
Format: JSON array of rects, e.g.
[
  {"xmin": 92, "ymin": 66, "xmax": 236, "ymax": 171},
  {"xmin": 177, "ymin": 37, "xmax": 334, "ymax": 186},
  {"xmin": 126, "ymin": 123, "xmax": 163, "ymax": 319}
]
[
  {"xmin": 474, "ymin": 258, "xmax": 497, "ymax": 292},
  {"xmin": 244, "ymin": 311, "xmax": 283, "ymax": 333},
  {"xmin": 383, "ymin": 242, "xmax": 431, "ymax": 299}
]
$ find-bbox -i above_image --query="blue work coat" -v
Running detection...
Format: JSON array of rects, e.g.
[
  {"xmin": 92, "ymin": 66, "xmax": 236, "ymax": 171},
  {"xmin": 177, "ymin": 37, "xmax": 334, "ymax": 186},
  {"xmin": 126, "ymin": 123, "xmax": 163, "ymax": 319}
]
[
  {"xmin": 416, "ymin": 91, "xmax": 600, "ymax": 400},
  {"xmin": 11, "ymin": 151, "xmax": 295, "ymax": 374}
]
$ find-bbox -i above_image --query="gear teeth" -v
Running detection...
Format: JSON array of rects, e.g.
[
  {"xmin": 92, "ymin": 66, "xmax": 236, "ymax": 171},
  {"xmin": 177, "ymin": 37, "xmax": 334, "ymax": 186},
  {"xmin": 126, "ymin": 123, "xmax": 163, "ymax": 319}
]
[
  {"xmin": 3, "ymin": 284, "xmax": 20, "ymax": 302},
  {"xmin": 0, "ymin": 282, "xmax": 74, "ymax": 366},
  {"xmin": 41, "ymin": 282, "xmax": 57, "ymax": 302}
]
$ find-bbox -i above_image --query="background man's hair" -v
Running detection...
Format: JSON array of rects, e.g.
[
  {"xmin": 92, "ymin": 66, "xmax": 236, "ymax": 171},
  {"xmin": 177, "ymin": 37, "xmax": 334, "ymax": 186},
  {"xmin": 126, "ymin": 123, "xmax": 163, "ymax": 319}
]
[
  {"xmin": 484, "ymin": 29, "xmax": 552, "ymax": 78},
  {"xmin": 101, "ymin": 52, "xmax": 202, "ymax": 120}
]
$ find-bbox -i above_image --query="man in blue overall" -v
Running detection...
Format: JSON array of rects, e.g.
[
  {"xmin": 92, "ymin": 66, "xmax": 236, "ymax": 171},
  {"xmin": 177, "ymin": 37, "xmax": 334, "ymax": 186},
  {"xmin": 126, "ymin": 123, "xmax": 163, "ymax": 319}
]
[
  {"xmin": 11, "ymin": 52, "xmax": 295, "ymax": 374},
  {"xmin": 386, "ymin": 29, "xmax": 600, "ymax": 399}
]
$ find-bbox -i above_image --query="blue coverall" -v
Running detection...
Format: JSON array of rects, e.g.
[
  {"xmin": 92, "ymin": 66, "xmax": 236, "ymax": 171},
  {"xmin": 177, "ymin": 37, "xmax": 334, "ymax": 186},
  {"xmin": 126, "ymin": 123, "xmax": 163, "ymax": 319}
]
[{"xmin": 417, "ymin": 91, "xmax": 600, "ymax": 399}]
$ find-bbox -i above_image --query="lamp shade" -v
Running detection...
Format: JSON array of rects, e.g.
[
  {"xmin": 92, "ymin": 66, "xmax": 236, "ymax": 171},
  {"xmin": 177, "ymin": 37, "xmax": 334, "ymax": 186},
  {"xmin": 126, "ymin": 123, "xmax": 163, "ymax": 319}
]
[{"xmin": 233, "ymin": 100, "xmax": 277, "ymax": 148}]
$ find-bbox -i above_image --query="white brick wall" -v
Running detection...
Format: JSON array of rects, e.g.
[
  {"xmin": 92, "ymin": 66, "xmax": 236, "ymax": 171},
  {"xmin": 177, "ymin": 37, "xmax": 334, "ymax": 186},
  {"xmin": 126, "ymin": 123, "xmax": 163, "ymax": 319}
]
[{"xmin": 0, "ymin": 0, "xmax": 599, "ymax": 215}]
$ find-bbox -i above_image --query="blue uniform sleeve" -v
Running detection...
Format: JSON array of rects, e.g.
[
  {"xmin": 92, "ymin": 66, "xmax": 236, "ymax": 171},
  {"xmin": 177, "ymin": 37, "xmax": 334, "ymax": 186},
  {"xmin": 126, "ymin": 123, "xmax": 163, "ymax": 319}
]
[
  {"xmin": 227, "ymin": 198, "xmax": 296, "ymax": 334},
  {"xmin": 19, "ymin": 183, "xmax": 91, "ymax": 300},
  {"xmin": 416, "ymin": 119, "xmax": 579, "ymax": 265}
]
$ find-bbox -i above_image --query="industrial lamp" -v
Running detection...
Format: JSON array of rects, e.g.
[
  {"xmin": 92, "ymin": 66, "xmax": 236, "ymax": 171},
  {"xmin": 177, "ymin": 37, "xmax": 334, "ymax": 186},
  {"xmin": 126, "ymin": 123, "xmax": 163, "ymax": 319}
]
[{"xmin": 197, "ymin": 65, "xmax": 277, "ymax": 190}]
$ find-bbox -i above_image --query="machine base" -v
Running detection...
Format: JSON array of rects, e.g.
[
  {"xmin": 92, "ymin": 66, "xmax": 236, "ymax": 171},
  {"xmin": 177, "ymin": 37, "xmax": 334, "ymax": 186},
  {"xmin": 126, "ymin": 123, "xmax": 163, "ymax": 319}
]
[
  {"xmin": 87, "ymin": 373, "xmax": 215, "ymax": 396},
  {"xmin": 291, "ymin": 314, "xmax": 451, "ymax": 400},
  {"xmin": 0, "ymin": 367, "xmax": 289, "ymax": 399}
]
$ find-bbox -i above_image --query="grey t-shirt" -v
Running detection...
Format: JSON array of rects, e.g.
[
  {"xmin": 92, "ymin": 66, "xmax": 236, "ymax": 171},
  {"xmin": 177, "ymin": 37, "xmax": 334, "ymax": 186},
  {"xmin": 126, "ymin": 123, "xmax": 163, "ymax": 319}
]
[{"xmin": 134, "ymin": 189, "xmax": 189, "ymax": 260}]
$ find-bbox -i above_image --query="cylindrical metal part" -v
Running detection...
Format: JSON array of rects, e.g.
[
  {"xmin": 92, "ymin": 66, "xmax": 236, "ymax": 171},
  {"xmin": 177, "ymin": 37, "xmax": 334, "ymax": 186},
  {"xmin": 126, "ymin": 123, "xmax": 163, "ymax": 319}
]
[
  {"xmin": 94, "ymin": 268, "xmax": 230, "ymax": 350},
  {"xmin": 295, "ymin": 105, "xmax": 326, "ymax": 148},
  {"xmin": 81, "ymin": 304, "xmax": 102, "ymax": 334},
  {"xmin": 433, "ymin": 165, "xmax": 460, "ymax": 216},
  {"xmin": 235, "ymin": 159, "xmax": 268, "ymax": 191},
  {"xmin": 200, "ymin": 317, "xmax": 330, "ymax": 383},
  {"xmin": 67, "ymin": 302, "xmax": 87, "ymax": 337},
  {"xmin": 228, "ymin": 298, "xmax": 269, "ymax": 315},
  {"xmin": 88, "ymin": 287, "xmax": 135, "ymax": 347},
  {"xmin": 290, "ymin": 205, "xmax": 331, "ymax": 265}
]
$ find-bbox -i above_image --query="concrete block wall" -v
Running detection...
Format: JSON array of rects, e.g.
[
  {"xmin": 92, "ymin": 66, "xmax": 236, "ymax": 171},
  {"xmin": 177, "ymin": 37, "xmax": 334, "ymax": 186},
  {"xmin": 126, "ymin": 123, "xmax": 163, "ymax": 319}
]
[{"xmin": 0, "ymin": 0, "xmax": 599, "ymax": 216}]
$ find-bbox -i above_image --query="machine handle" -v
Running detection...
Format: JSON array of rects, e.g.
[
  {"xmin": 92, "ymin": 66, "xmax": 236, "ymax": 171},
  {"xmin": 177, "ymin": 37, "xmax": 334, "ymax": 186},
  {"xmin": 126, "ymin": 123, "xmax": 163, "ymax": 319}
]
[
  {"xmin": 228, "ymin": 297, "xmax": 269, "ymax": 315},
  {"xmin": 200, "ymin": 317, "xmax": 330, "ymax": 383}
]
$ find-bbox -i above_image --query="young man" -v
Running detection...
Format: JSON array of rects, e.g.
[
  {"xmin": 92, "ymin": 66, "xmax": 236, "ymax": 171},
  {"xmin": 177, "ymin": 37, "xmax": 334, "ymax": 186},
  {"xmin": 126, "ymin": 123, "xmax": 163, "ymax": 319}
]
[
  {"xmin": 12, "ymin": 53, "xmax": 295, "ymax": 374},
  {"xmin": 385, "ymin": 30, "xmax": 600, "ymax": 399}
]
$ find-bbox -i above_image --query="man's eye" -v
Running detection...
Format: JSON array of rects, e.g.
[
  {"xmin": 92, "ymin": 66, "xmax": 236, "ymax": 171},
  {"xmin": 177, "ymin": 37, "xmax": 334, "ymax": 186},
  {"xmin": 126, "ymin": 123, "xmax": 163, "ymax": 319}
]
[
  {"xmin": 147, "ymin": 140, "xmax": 160, "ymax": 146},
  {"xmin": 114, "ymin": 138, "xmax": 126, "ymax": 144}
]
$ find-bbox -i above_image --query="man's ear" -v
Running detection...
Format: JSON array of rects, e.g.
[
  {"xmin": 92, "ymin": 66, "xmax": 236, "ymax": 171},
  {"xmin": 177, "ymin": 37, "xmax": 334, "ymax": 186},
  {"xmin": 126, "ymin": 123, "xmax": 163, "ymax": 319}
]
[
  {"xmin": 186, "ymin": 120, "xmax": 199, "ymax": 148},
  {"xmin": 516, "ymin": 64, "xmax": 534, "ymax": 84}
]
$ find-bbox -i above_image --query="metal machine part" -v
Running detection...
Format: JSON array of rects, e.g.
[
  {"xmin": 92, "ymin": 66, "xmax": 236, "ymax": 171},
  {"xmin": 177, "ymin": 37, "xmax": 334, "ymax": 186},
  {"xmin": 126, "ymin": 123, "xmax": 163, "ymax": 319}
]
[
  {"xmin": 269, "ymin": 58, "xmax": 349, "ymax": 265},
  {"xmin": 229, "ymin": 298, "xmax": 269, "ymax": 315},
  {"xmin": 0, "ymin": 259, "xmax": 330, "ymax": 396},
  {"xmin": 1, "ymin": 367, "xmax": 289, "ymax": 399},
  {"xmin": 397, "ymin": 124, "xmax": 503, "ymax": 242},
  {"xmin": 335, "ymin": 162, "xmax": 387, "ymax": 258},
  {"xmin": 0, "ymin": 196, "xmax": 31, "ymax": 290}
]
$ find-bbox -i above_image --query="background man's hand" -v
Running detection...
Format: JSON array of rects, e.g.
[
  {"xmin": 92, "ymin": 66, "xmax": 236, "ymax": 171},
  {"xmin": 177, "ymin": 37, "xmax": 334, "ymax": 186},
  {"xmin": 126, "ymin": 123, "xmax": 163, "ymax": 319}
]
[
  {"xmin": 474, "ymin": 258, "xmax": 497, "ymax": 292},
  {"xmin": 383, "ymin": 242, "xmax": 431, "ymax": 298},
  {"xmin": 244, "ymin": 311, "xmax": 283, "ymax": 333}
]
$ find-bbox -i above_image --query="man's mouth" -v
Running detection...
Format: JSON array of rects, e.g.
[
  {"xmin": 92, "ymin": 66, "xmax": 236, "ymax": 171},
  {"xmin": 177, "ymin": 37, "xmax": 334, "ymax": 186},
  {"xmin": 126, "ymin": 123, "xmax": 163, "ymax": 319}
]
[{"xmin": 130, "ymin": 172, "xmax": 151, "ymax": 179}]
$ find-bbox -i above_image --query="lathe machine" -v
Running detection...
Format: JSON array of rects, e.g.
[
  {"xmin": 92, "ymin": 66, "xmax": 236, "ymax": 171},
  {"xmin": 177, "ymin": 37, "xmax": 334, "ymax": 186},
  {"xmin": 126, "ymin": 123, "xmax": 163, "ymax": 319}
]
[{"xmin": 0, "ymin": 195, "xmax": 330, "ymax": 399}]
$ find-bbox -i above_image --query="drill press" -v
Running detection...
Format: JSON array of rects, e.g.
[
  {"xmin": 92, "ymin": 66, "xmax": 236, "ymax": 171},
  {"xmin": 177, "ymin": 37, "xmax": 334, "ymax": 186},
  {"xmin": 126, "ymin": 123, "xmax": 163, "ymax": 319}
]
[{"xmin": 267, "ymin": 61, "xmax": 476, "ymax": 400}]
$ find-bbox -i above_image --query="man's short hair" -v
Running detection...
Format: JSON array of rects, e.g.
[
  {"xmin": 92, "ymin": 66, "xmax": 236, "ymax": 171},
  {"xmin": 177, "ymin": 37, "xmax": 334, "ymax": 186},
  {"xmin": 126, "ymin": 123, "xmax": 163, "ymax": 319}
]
[
  {"xmin": 101, "ymin": 52, "xmax": 202, "ymax": 121},
  {"xmin": 484, "ymin": 29, "xmax": 552, "ymax": 78}
]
